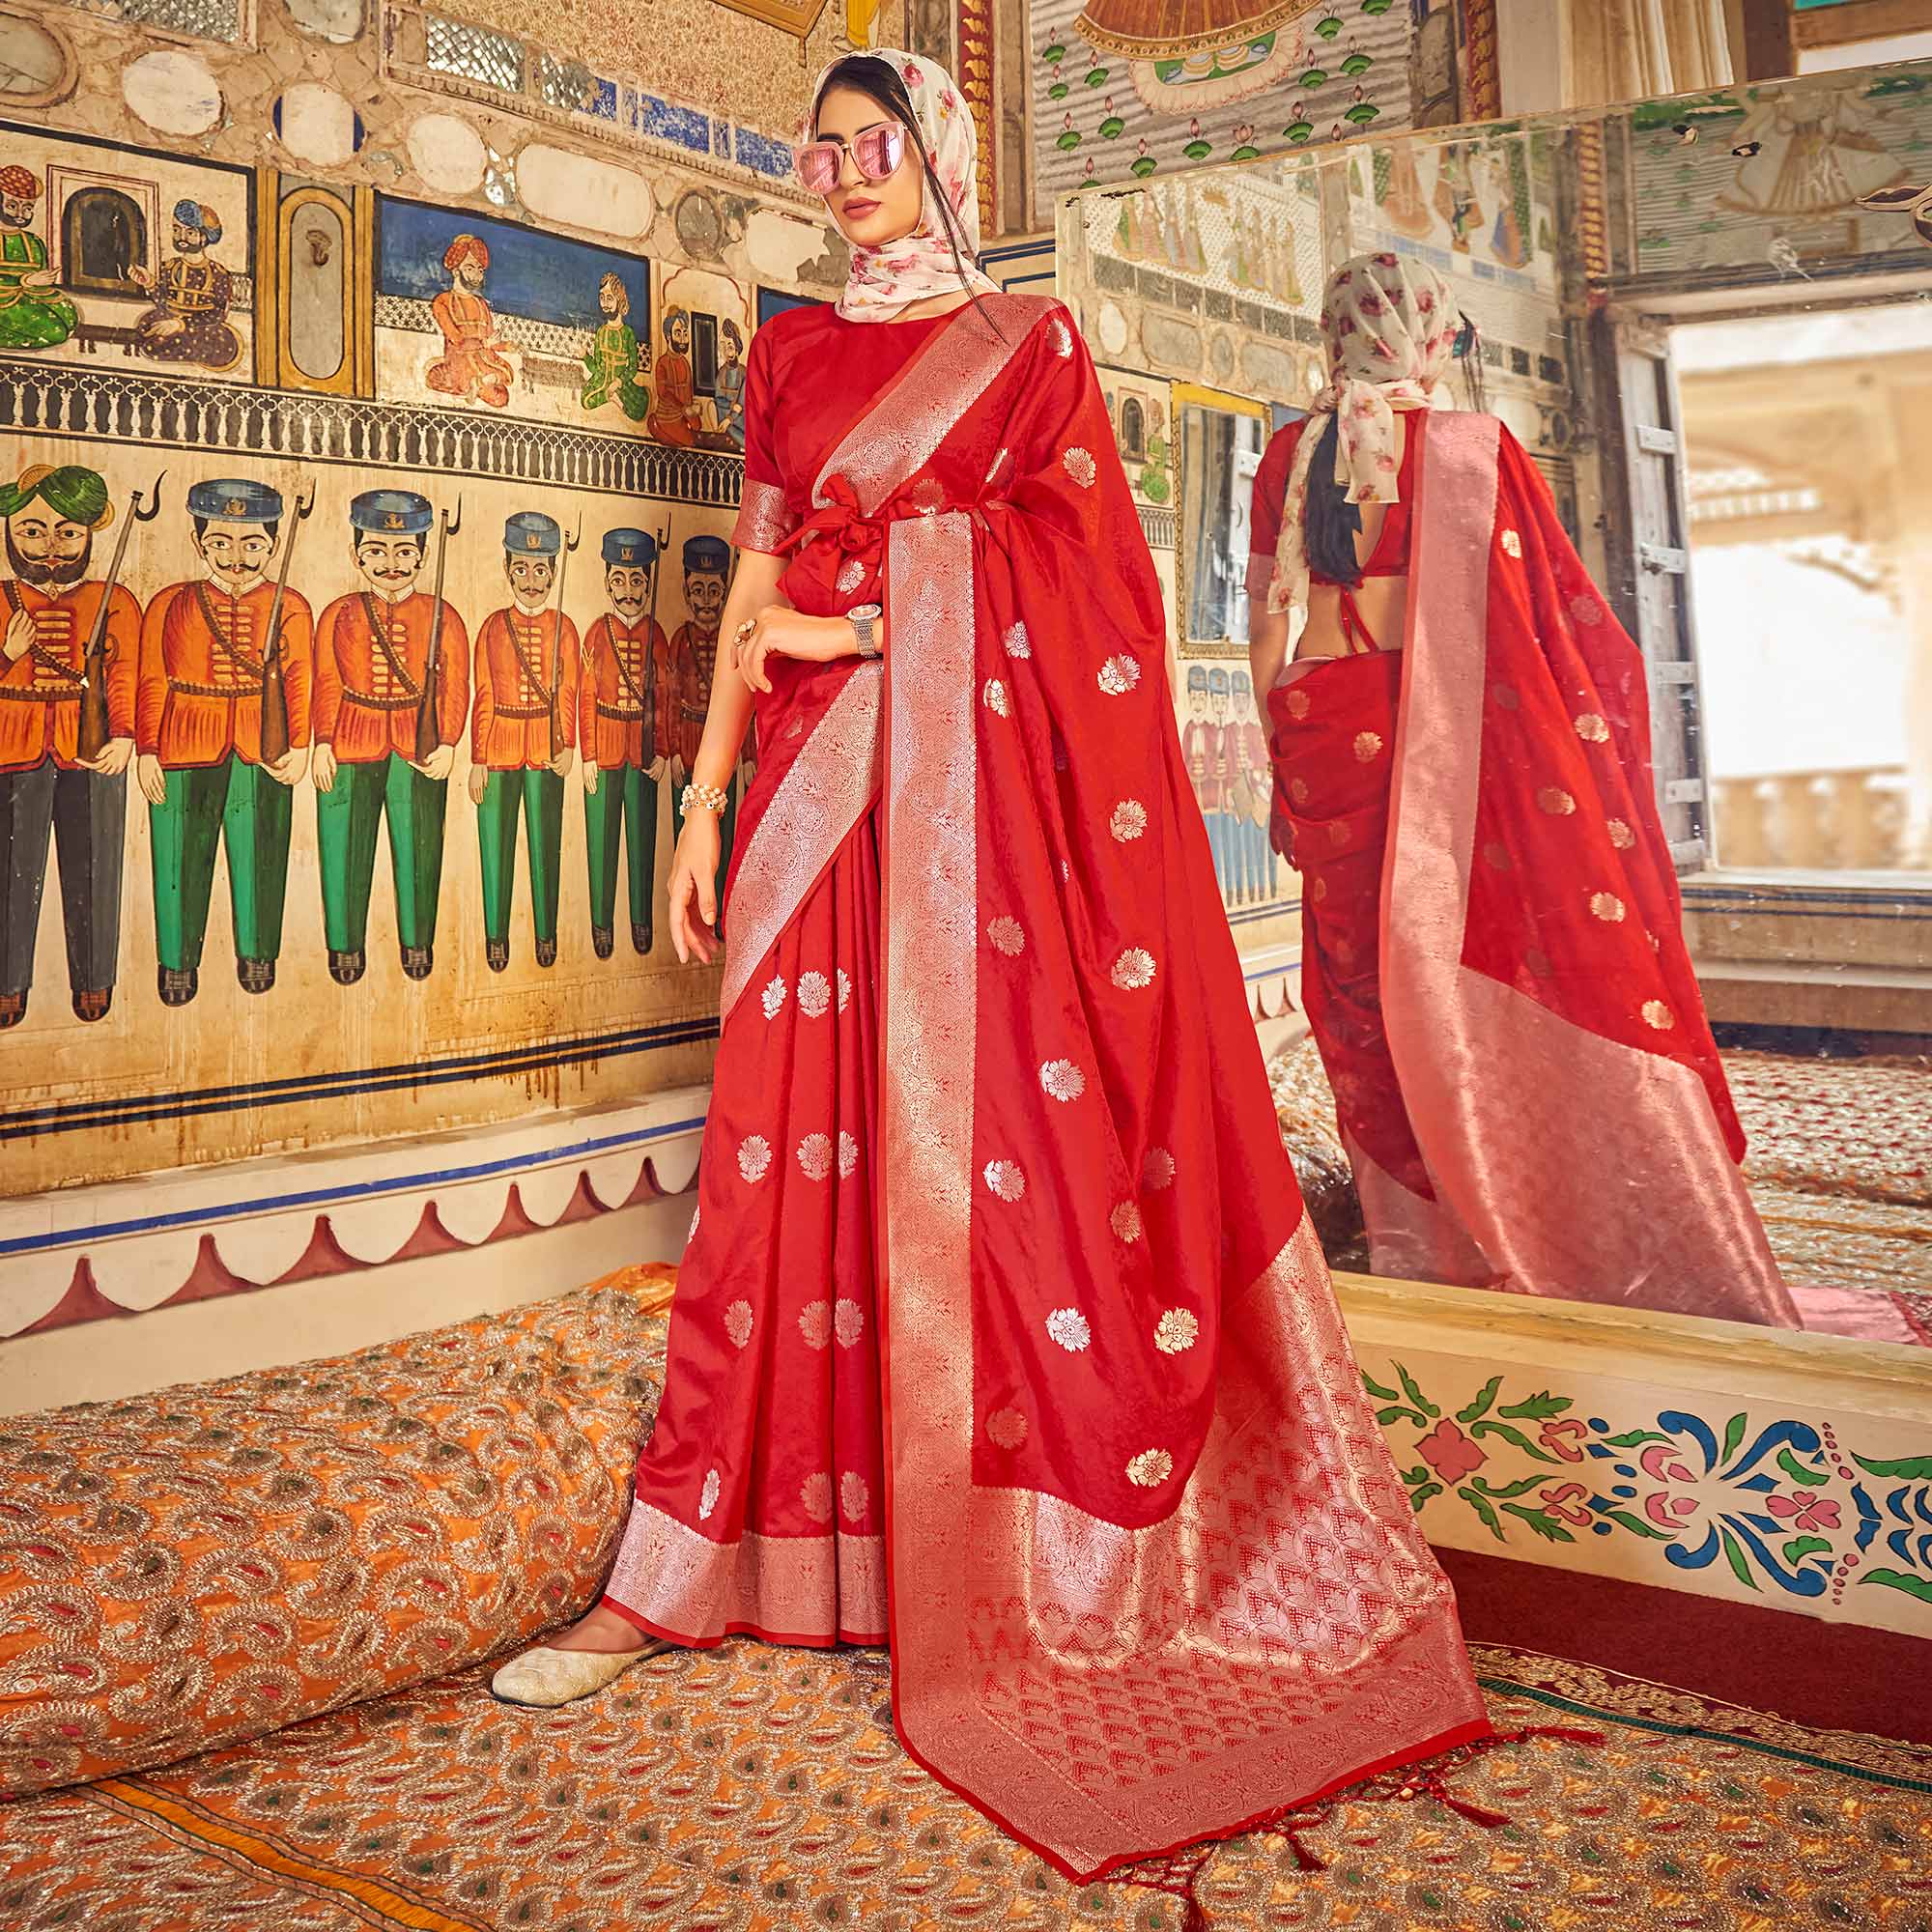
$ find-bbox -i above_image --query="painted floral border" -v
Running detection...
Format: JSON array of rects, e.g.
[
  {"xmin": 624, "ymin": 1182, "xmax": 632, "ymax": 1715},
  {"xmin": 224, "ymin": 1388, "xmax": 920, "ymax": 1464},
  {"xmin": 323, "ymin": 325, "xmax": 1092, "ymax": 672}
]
[{"xmin": 1363, "ymin": 1360, "xmax": 1932, "ymax": 1618}]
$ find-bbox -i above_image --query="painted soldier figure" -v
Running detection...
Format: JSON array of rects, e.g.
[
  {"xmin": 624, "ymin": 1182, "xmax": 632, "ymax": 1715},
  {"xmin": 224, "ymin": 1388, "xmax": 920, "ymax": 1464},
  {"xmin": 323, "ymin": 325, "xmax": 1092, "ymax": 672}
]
[
  {"xmin": 136, "ymin": 478, "xmax": 312, "ymax": 1004},
  {"xmin": 665, "ymin": 534, "xmax": 743, "ymax": 927},
  {"xmin": 1207, "ymin": 665, "xmax": 1242, "ymax": 905},
  {"xmin": 1230, "ymin": 667, "xmax": 1277, "ymax": 904},
  {"xmin": 581, "ymin": 527, "xmax": 667, "ymax": 959},
  {"xmin": 313, "ymin": 490, "xmax": 469, "ymax": 985},
  {"xmin": 427, "ymin": 233, "xmax": 513, "ymax": 411},
  {"xmin": 714, "ymin": 319, "xmax": 747, "ymax": 451},
  {"xmin": 0, "ymin": 166, "xmax": 76, "ymax": 352},
  {"xmin": 0, "ymin": 466, "xmax": 137, "ymax": 1027},
  {"xmin": 1179, "ymin": 660, "xmax": 1230, "ymax": 898},
  {"xmin": 470, "ymin": 511, "xmax": 576, "ymax": 971},
  {"xmin": 131, "ymin": 201, "xmax": 242, "ymax": 370},
  {"xmin": 580, "ymin": 271, "xmax": 649, "ymax": 423}
]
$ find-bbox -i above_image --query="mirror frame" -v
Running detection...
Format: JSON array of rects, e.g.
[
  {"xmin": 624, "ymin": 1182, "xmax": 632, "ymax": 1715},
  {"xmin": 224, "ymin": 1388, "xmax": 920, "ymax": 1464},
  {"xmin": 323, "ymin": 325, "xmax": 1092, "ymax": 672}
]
[{"xmin": 1173, "ymin": 380, "xmax": 1269, "ymax": 659}]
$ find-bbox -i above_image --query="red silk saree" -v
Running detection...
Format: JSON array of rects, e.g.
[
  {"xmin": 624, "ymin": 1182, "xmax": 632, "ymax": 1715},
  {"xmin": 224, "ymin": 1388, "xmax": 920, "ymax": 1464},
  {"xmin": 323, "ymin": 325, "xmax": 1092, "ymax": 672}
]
[
  {"xmin": 602, "ymin": 296, "xmax": 1487, "ymax": 1880},
  {"xmin": 1262, "ymin": 412, "xmax": 1795, "ymax": 1325}
]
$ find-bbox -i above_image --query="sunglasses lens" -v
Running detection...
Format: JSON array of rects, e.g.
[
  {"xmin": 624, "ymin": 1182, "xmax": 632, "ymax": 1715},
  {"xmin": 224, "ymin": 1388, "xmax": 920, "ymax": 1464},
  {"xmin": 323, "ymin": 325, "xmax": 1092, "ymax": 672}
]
[
  {"xmin": 854, "ymin": 125, "xmax": 903, "ymax": 182},
  {"xmin": 797, "ymin": 144, "xmax": 841, "ymax": 194}
]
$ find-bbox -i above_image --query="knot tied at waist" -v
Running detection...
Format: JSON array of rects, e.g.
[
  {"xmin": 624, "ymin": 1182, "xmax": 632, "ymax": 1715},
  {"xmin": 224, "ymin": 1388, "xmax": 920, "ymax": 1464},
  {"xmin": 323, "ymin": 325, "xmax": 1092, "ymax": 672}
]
[{"xmin": 778, "ymin": 472, "xmax": 988, "ymax": 613}]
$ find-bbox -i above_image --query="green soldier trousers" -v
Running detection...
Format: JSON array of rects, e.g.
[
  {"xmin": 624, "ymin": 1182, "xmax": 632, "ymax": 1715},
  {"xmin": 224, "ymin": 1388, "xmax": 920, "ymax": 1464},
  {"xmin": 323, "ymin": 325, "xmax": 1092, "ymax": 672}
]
[
  {"xmin": 317, "ymin": 753, "xmax": 448, "ymax": 953},
  {"xmin": 0, "ymin": 759, "xmax": 125, "ymax": 997},
  {"xmin": 477, "ymin": 766, "xmax": 565, "ymax": 947},
  {"xmin": 149, "ymin": 754, "xmax": 292, "ymax": 970},
  {"xmin": 583, "ymin": 761, "xmax": 657, "ymax": 937}
]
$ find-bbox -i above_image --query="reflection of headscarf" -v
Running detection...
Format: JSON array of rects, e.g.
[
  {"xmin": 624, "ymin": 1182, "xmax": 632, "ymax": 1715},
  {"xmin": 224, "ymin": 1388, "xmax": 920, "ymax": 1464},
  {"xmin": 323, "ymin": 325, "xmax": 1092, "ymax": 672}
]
[
  {"xmin": 806, "ymin": 50, "xmax": 998, "ymax": 322},
  {"xmin": 1267, "ymin": 251, "xmax": 1458, "ymax": 623}
]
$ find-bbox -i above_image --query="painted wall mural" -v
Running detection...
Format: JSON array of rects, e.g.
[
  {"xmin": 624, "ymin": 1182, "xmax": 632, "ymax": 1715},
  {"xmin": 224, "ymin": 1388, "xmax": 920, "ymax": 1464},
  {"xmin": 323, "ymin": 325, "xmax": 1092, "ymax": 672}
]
[
  {"xmin": 0, "ymin": 26, "xmax": 833, "ymax": 1196},
  {"xmin": 1027, "ymin": 0, "xmax": 1463, "ymax": 210}
]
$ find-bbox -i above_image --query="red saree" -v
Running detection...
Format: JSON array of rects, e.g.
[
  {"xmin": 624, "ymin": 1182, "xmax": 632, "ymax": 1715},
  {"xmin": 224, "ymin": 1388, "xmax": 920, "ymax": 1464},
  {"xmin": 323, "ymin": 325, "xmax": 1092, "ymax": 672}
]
[
  {"xmin": 603, "ymin": 297, "xmax": 1487, "ymax": 1880},
  {"xmin": 1261, "ymin": 412, "xmax": 1796, "ymax": 1325}
]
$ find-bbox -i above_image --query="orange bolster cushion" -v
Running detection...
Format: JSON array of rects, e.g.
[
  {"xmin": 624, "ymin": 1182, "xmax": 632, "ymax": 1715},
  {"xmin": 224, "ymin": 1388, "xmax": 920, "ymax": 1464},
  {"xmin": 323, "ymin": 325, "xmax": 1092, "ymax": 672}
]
[{"xmin": 0, "ymin": 1268, "xmax": 673, "ymax": 1799}]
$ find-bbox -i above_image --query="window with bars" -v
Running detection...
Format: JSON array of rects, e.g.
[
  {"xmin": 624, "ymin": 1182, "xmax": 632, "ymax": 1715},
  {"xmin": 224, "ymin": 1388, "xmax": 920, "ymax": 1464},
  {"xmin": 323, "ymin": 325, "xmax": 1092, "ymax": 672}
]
[{"xmin": 423, "ymin": 11, "xmax": 523, "ymax": 92}]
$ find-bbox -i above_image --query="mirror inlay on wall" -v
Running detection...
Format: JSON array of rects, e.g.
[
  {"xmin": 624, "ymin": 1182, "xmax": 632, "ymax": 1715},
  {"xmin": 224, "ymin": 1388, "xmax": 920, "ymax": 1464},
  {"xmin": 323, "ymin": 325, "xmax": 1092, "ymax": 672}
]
[{"xmin": 1059, "ymin": 56, "xmax": 1932, "ymax": 1351}]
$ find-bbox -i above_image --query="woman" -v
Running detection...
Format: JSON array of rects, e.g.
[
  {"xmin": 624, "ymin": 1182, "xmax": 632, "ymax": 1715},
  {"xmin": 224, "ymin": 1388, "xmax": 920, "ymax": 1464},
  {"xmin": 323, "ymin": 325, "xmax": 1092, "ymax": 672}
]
[
  {"xmin": 1247, "ymin": 251, "xmax": 1796, "ymax": 1326},
  {"xmin": 494, "ymin": 62, "xmax": 1487, "ymax": 1882}
]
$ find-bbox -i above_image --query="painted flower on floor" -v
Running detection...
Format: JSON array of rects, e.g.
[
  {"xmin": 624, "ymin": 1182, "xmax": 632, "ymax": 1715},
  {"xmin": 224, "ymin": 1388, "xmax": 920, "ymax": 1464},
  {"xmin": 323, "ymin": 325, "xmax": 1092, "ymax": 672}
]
[{"xmin": 1416, "ymin": 1420, "xmax": 1486, "ymax": 1485}]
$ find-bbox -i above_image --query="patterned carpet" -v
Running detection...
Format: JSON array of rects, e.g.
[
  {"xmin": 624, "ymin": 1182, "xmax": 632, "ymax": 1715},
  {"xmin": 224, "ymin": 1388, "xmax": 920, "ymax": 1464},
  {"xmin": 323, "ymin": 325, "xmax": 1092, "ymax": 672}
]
[
  {"xmin": 1270, "ymin": 1037, "xmax": 1932, "ymax": 1330},
  {"xmin": 2, "ymin": 1639, "xmax": 1927, "ymax": 1930}
]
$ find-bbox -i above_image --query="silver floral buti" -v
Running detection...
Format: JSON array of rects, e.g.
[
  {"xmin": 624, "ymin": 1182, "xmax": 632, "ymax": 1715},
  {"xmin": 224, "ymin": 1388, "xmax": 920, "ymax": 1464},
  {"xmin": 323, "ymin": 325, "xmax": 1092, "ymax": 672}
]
[
  {"xmin": 797, "ymin": 970, "xmax": 832, "ymax": 1018},
  {"xmin": 737, "ymin": 1135, "xmax": 773, "ymax": 1182},
  {"xmin": 1110, "ymin": 1200, "xmax": 1144, "ymax": 1243},
  {"xmin": 837, "ymin": 557, "xmax": 867, "ymax": 596},
  {"xmin": 1039, "ymin": 1058, "xmax": 1087, "ymax": 1102},
  {"xmin": 796, "ymin": 1132, "xmax": 834, "ymax": 1181},
  {"xmin": 761, "ymin": 976, "xmax": 787, "ymax": 1019},
  {"xmin": 839, "ymin": 1471, "xmax": 870, "ymax": 1523},
  {"xmin": 724, "ymin": 1299, "xmax": 753, "ymax": 1349},
  {"xmin": 1126, "ymin": 1448, "xmax": 1174, "ymax": 1488},
  {"xmin": 1045, "ymin": 1305, "xmax": 1092, "ymax": 1351},
  {"xmin": 698, "ymin": 1467, "xmax": 722, "ymax": 1520},
  {"xmin": 798, "ymin": 1299, "xmax": 833, "ymax": 1349},
  {"xmin": 1097, "ymin": 654, "xmax": 1140, "ymax": 696},
  {"xmin": 837, "ymin": 969, "xmax": 851, "ymax": 1012},
  {"xmin": 1141, "ymin": 1146, "xmax": 1176, "ymax": 1191},
  {"xmin": 1111, "ymin": 947, "xmax": 1155, "ymax": 991},
  {"xmin": 1154, "ymin": 1308, "xmax": 1199, "ymax": 1355},
  {"xmin": 982, "ymin": 1157, "xmax": 1026, "ymax": 1202},
  {"xmin": 1109, "ymin": 799, "xmax": 1148, "ymax": 842},
  {"xmin": 838, "ymin": 1130, "xmax": 859, "ymax": 1179},
  {"xmin": 987, "ymin": 915, "xmax": 1026, "ymax": 956},
  {"xmin": 1607, "ymin": 817, "xmax": 1635, "ymax": 849},
  {"xmin": 1049, "ymin": 314, "xmax": 1074, "ymax": 358},
  {"xmin": 800, "ymin": 1471, "xmax": 834, "ymax": 1521},
  {"xmin": 1574, "ymin": 711, "xmax": 1610, "ymax": 744},
  {"xmin": 834, "ymin": 1297, "xmax": 865, "ymax": 1348},
  {"xmin": 687, "ymin": 1203, "xmax": 701, "ymax": 1243},
  {"xmin": 983, "ymin": 677, "xmax": 1009, "ymax": 718},
  {"xmin": 1500, "ymin": 527, "xmax": 1522, "ymax": 557},
  {"xmin": 1004, "ymin": 620, "xmax": 1032, "ymax": 660},
  {"xmin": 1063, "ymin": 446, "xmax": 1097, "ymax": 489}
]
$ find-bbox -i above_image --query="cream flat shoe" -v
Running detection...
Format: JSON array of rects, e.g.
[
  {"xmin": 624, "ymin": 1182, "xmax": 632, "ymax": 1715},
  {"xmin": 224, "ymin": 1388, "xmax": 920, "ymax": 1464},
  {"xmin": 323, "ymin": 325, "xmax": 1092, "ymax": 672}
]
[{"xmin": 489, "ymin": 1640, "xmax": 665, "ymax": 1708}]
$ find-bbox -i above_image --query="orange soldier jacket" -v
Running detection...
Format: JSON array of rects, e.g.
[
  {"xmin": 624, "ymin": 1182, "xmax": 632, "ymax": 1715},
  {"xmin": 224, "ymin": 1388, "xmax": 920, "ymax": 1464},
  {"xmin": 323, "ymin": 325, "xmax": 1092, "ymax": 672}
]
[
  {"xmin": 135, "ymin": 580, "xmax": 314, "ymax": 766},
  {"xmin": 579, "ymin": 613, "xmax": 668, "ymax": 772},
  {"xmin": 663, "ymin": 622, "xmax": 722, "ymax": 772},
  {"xmin": 314, "ymin": 590, "xmax": 470, "ymax": 763},
  {"xmin": 0, "ymin": 579, "xmax": 139, "ymax": 774},
  {"xmin": 1179, "ymin": 716, "xmax": 1224, "ymax": 812},
  {"xmin": 471, "ymin": 606, "xmax": 579, "ymax": 771}
]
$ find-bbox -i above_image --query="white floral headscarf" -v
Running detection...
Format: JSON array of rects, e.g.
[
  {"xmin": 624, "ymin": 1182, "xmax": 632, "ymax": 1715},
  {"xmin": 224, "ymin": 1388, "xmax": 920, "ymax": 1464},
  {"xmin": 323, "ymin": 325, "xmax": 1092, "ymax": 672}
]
[
  {"xmin": 807, "ymin": 50, "xmax": 999, "ymax": 322},
  {"xmin": 1266, "ymin": 251, "xmax": 1460, "ymax": 623}
]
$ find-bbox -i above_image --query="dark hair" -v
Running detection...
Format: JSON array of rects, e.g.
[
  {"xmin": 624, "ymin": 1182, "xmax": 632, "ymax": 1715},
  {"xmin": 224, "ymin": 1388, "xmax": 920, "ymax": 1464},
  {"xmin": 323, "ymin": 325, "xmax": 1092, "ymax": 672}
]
[
  {"xmin": 814, "ymin": 55, "xmax": 989, "ymax": 319},
  {"xmin": 1300, "ymin": 302, "xmax": 1487, "ymax": 583}
]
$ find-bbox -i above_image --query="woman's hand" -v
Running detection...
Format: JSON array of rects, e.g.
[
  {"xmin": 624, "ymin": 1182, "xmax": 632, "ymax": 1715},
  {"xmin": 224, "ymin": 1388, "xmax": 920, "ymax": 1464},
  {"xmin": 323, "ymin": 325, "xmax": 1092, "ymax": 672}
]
[
  {"xmin": 667, "ymin": 809, "xmax": 724, "ymax": 965},
  {"xmin": 731, "ymin": 608, "xmax": 853, "ymax": 695}
]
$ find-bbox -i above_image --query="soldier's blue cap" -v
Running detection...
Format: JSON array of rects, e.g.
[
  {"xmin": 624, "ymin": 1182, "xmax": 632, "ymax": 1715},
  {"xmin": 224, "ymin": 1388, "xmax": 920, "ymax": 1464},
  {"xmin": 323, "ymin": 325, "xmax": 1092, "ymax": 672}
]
[
  {"xmin": 603, "ymin": 527, "xmax": 657, "ymax": 567},
  {"xmin": 1208, "ymin": 666, "xmax": 1231, "ymax": 694},
  {"xmin": 1232, "ymin": 668, "xmax": 1252, "ymax": 695},
  {"xmin": 1186, "ymin": 663, "xmax": 1209, "ymax": 692},
  {"xmin": 682, "ymin": 534, "xmax": 730, "ymax": 574},
  {"xmin": 504, "ymin": 511, "xmax": 560, "ymax": 554},
  {"xmin": 187, "ymin": 478, "xmax": 282, "ymax": 524},
  {"xmin": 351, "ymin": 489, "xmax": 434, "ymax": 536}
]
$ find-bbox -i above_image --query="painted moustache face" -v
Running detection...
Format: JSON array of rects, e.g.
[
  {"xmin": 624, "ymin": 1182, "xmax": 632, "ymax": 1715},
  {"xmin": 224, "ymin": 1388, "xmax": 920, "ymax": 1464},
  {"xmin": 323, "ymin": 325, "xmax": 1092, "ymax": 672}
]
[
  {"xmin": 6, "ymin": 516, "xmax": 93, "ymax": 586},
  {"xmin": 606, "ymin": 563, "xmax": 649, "ymax": 620},
  {"xmin": 354, "ymin": 534, "xmax": 425, "ymax": 596}
]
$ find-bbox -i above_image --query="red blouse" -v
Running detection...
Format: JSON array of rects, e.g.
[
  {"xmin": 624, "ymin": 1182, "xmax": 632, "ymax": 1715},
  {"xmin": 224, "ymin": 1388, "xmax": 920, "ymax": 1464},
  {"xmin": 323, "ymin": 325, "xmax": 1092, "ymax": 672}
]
[{"xmin": 1247, "ymin": 413, "xmax": 1425, "ymax": 601}]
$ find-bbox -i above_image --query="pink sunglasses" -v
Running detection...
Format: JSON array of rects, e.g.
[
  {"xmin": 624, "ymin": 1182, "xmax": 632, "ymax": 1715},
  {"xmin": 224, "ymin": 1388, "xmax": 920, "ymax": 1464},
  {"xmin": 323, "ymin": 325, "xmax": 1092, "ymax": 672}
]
[{"xmin": 796, "ymin": 122, "xmax": 906, "ymax": 197}]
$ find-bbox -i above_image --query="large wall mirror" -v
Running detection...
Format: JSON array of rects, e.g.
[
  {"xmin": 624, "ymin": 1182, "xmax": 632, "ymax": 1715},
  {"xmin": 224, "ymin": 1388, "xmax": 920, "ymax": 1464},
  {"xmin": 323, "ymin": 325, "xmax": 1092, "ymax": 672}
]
[{"xmin": 1058, "ymin": 55, "xmax": 1932, "ymax": 1353}]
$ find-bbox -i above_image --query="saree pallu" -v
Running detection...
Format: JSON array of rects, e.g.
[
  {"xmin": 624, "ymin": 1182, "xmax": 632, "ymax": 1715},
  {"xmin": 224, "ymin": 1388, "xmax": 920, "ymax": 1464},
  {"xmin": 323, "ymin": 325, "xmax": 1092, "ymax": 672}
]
[
  {"xmin": 1267, "ymin": 412, "xmax": 1796, "ymax": 1326},
  {"xmin": 605, "ymin": 295, "xmax": 1487, "ymax": 1880}
]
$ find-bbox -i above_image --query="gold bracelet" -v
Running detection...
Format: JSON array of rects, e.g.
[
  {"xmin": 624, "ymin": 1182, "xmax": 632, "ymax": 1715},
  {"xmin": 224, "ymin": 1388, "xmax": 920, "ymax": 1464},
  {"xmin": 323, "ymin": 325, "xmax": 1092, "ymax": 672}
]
[{"xmin": 681, "ymin": 781, "xmax": 730, "ymax": 815}]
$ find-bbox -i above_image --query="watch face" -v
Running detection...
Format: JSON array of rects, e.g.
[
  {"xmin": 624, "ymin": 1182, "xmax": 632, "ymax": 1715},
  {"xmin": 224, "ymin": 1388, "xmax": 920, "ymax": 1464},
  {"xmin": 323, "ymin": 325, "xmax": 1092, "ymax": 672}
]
[{"xmin": 849, "ymin": 603, "xmax": 882, "ymax": 621}]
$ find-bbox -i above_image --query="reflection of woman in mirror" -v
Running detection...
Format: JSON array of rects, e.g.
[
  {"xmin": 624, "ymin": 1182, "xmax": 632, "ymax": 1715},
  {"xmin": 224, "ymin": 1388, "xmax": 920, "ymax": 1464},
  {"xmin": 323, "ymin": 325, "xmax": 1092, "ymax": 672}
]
[
  {"xmin": 494, "ymin": 69, "xmax": 1486, "ymax": 1882},
  {"xmin": 1245, "ymin": 252, "xmax": 1797, "ymax": 1328}
]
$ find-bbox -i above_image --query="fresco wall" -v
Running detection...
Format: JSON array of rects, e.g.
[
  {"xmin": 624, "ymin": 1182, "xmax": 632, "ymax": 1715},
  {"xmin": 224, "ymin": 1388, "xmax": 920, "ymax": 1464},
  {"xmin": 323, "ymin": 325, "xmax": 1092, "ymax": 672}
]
[{"xmin": 0, "ymin": 0, "xmax": 875, "ymax": 1197}]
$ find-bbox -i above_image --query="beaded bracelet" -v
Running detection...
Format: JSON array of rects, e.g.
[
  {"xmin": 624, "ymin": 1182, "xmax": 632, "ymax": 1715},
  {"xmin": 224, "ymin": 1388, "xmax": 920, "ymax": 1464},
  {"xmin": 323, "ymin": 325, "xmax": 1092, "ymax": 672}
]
[{"xmin": 680, "ymin": 781, "xmax": 730, "ymax": 815}]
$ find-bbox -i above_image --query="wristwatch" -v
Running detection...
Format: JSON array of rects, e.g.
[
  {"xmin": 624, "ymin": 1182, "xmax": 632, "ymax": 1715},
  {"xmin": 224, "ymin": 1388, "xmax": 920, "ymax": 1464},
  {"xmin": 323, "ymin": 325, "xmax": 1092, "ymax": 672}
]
[{"xmin": 847, "ymin": 604, "xmax": 883, "ymax": 660}]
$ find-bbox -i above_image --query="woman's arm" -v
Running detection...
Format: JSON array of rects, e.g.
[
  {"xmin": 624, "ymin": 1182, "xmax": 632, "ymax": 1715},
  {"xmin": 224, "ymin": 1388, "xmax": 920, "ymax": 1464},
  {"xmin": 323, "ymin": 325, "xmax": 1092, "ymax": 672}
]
[{"xmin": 1248, "ymin": 605, "xmax": 1290, "ymax": 701}]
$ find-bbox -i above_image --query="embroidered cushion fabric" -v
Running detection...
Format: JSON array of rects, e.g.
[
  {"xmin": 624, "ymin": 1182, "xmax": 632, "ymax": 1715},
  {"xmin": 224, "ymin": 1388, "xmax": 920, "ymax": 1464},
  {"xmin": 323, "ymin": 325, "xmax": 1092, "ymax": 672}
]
[{"xmin": 0, "ymin": 1275, "xmax": 669, "ymax": 1799}]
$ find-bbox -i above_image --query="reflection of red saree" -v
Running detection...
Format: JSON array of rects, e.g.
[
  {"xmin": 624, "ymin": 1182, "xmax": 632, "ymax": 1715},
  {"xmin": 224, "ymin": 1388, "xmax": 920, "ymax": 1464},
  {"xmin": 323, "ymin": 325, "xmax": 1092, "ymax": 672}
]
[
  {"xmin": 599, "ymin": 298, "xmax": 1486, "ymax": 1879},
  {"xmin": 1265, "ymin": 412, "xmax": 1796, "ymax": 1326}
]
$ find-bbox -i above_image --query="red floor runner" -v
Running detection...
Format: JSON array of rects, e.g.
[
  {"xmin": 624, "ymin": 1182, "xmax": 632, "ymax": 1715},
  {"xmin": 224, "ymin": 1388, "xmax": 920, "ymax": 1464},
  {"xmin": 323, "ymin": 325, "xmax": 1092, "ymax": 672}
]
[{"xmin": 1440, "ymin": 1545, "xmax": 1932, "ymax": 1746}]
